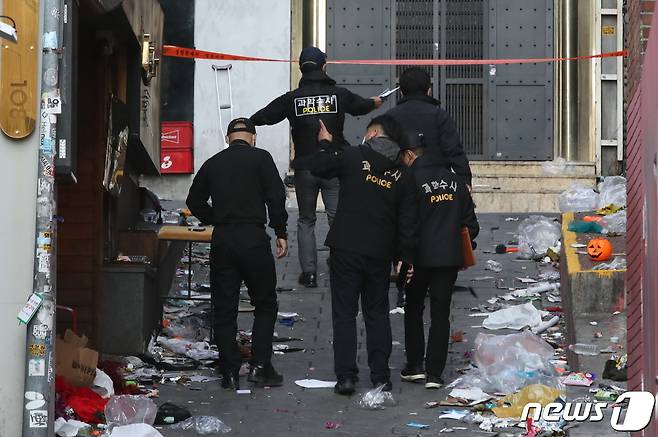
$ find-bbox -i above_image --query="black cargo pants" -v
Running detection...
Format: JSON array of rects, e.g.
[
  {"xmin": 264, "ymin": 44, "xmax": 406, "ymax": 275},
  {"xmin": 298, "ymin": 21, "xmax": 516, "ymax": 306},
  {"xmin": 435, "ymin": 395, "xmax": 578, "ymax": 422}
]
[{"xmin": 210, "ymin": 224, "xmax": 278, "ymax": 374}]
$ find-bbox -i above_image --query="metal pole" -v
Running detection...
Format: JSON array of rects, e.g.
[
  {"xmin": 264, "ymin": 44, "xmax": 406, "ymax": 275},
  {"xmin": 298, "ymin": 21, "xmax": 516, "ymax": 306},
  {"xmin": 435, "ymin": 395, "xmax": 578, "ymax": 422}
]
[{"xmin": 22, "ymin": 0, "xmax": 62, "ymax": 434}]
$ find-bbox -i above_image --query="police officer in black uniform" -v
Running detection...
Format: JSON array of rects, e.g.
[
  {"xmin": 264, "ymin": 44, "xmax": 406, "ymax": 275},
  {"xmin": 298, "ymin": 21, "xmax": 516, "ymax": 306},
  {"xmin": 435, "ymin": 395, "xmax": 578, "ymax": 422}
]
[
  {"xmin": 251, "ymin": 47, "xmax": 383, "ymax": 288},
  {"xmin": 186, "ymin": 118, "xmax": 288, "ymax": 390},
  {"xmin": 397, "ymin": 138, "xmax": 479, "ymax": 389},
  {"xmin": 386, "ymin": 67, "xmax": 473, "ymax": 187},
  {"xmin": 311, "ymin": 115, "xmax": 418, "ymax": 395}
]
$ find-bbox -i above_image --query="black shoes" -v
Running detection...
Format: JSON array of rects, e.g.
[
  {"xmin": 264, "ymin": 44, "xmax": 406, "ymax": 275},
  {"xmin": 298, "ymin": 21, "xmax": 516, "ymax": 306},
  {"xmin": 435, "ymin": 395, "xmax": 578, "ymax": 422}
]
[
  {"xmin": 221, "ymin": 371, "xmax": 240, "ymax": 390},
  {"xmin": 424, "ymin": 375, "xmax": 444, "ymax": 389},
  {"xmin": 400, "ymin": 365, "xmax": 426, "ymax": 383},
  {"xmin": 372, "ymin": 379, "xmax": 393, "ymax": 392},
  {"xmin": 298, "ymin": 272, "xmax": 318, "ymax": 288},
  {"xmin": 334, "ymin": 377, "xmax": 356, "ymax": 395},
  {"xmin": 247, "ymin": 364, "xmax": 284, "ymax": 387}
]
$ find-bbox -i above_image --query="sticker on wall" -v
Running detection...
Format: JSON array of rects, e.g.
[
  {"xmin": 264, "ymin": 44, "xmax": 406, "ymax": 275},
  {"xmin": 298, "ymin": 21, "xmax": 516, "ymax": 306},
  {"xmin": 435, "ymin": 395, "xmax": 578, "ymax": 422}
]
[
  {"xmin": 25, "ymin": 391, "xmax": 46, "ymax": 410},
  {"xmin": 28, "ymin": 358, "xmax": 46, "ymax": 377},
  {"xmin": 36, "ymin": 300, "xmax": 54, "ymax": 327},
  {"xmin": 40, "ymin": 156, "xmax": 54, "ymax": 178},
  {"xmin": 59, "ymin": 139, "xmax": 67, "ymax": 159},
  {"xmin": 18, "ymin": 293, "xmax": 44, "ymax": 324},
  {"xmin": 33, "ymin": 324, "xmax": 49, "ymax": 340},
  {"xmin": 44, "ymin": 90, "xmax": 62, "ymax": 114},
  {"xmin": 28, "ymin": 344, "xmax": 46, "ymax": 357},
  {"xmin": 38, "ymin": 252, "xmax": 50, "ymax": 274},
  {"xmin": 28, "ymin": 410, "xmax": 48, "ymax": 428}
]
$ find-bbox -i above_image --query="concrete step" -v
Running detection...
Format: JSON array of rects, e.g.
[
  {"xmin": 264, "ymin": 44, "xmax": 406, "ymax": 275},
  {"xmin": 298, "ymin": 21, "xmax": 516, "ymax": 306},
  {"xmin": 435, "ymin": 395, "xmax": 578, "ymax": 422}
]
[
  {"xmin": 470, "ymin": 161, "xmax": 597, "ymax": 212},
  {"xmin": 473, "ymin": 173, "xmax": 596, "ymax": 191},
  {"xmin": 472, "ymin": 189, "xmax": 564, "ymax": 213},
  {"xmin": 470, "ymin": 160, "xmax": 596, "ymax": 177}
]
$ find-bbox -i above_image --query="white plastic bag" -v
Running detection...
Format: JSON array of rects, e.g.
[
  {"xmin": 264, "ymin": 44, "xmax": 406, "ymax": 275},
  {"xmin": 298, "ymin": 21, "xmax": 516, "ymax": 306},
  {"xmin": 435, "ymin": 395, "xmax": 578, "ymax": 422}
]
[
  {"xmin": 171, "ymin": 416, "xmax": 232, "ymax": 435},
  {"xmin": 357, "ymin": 385, "xmax": 397, "ymax": 410},
  {"xmin": 592, "ymin": 257, "xmax": 627, "ymax": 271},
  {"xmin": 482, "ymin": 302, "xmax": 542, "ymax": 330},
  {"xmin": 601, "ymin": 209, "xmax": 626, "ymax": 233},
  {"xmin": 109, "ymin": 424, "xmax": 164, "ymax": 437},
  {"xmin": 559, "ymin": 184, "xmax": 599, "ymax": 212},
  {"xmin": 542, "ymin": 157, "xmax": 570, "ymax": 175},
  {"xmin": 105, "ymin": 395, "xmax": 158, "ymax": 427},
  {"xmin": 485, "ymin": 260, "xmax": 503, "ymax": 273},
  {"xmin": 469, "ymin": 332, "xmax": 558, "ymax": 394},
  {"xmin": 598, "ymin": 176, "xmax": 627, "ymax": 208},
  {"xmin": 516, "ymin": 215, "xmax": 561, "ymax": 259}
]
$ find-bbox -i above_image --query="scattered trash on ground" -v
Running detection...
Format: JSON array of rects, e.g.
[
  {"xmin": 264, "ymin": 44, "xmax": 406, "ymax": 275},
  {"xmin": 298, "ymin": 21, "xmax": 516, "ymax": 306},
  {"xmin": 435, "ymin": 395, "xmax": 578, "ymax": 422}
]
[
  {"xmin": 516, "ymin": 216, "xmax": 561, "ymax": 260},
  {"xmin": 294, "ymin": 379, "xmax": 336, "ymax": 389},
  {"xmin": 485, "ymin": 260, "xmax": 503, "ymax": 273},
  {"xmin": 170, "ymin": 416, "xmax": 232, "ymax": 434},
  {"xmin": 482, "ymin": 302, "xmax": 543, "ymax": 330},
  {"xmin": 357, "ymin": 385, "xmax": 396, "ymax": 410}
]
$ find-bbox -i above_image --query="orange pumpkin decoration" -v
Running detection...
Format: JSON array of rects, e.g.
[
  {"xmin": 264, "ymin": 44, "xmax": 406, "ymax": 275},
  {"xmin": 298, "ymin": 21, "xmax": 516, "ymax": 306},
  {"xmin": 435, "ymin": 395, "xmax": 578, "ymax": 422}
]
[{"xmin": 587, "ymin": 238, "xmax": 613, "ymax": 261}]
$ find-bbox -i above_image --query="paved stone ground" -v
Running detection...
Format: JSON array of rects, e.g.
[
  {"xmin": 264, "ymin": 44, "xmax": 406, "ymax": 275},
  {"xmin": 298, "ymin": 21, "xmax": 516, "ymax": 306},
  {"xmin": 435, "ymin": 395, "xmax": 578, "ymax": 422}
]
[{"xmin": 156, "ymin": 211, "xmax": 626, "ymax": 437}]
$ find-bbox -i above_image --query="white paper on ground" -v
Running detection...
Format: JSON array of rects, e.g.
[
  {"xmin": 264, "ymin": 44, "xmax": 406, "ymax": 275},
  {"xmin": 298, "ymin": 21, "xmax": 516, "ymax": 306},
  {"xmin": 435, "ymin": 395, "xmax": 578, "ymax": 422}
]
[
  {"xmin": 92, "ymin": 368, "xmax": 115, "ymax": 399},
  {"xmin": 55, "ymin": 418, "xmax": 90, "ymax": 437},
  {"xmin": 516, "ymin": 277, "xmax": 538, "ymax": 283},
  {"xmin": 277, "ymin": 312, "xmax": 299, "ymax": 318},
  {"xmin": 109, "ymin": 423, "xmax": 164, "ymax": 437},
  {"xmin": 294, "ymin": 379, "xmax": 337, "ymax": 389},
  {"xmin": 482, "ymin": 302, "xmax": 542, "ymax": 330},
  {"xmin": 449, "ymin": 387, "xmax": 492, "ymax": 403}
]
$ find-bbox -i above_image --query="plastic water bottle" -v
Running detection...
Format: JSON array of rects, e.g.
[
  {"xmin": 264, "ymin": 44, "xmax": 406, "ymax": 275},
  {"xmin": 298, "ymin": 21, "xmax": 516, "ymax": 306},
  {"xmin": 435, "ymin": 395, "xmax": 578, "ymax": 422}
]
[{"xmin": 569, "ymin": 343, "xmax": 600, "ymax": 356}]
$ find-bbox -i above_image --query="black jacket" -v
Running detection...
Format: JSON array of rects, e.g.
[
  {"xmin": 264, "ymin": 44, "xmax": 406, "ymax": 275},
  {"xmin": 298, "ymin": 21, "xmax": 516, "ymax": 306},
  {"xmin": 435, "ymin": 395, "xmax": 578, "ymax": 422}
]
[
  {"xmin": 186, "ymin": 140, "xmax": 288, "ymax": 239},
  {"xmin": 251, "ymin": 70, "xmax": 375, "ymax": 170},
  {"xmin": 311, "ymin": 137, "xmax": 418, "ymax": 264},
  {"xmin": 411, "ymin": 154, "xmax": 479, "ymax": 267},
  {"xmin": 385, "ymin": 94, "xmax": 472, "ymax": 186}
]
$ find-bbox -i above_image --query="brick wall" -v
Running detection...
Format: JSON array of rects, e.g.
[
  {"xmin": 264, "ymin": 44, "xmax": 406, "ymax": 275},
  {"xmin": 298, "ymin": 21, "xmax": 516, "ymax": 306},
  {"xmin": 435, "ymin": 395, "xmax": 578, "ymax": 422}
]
[{"xmin": 625, "ymin": 0, "xmax": 655, "ymax": 99}]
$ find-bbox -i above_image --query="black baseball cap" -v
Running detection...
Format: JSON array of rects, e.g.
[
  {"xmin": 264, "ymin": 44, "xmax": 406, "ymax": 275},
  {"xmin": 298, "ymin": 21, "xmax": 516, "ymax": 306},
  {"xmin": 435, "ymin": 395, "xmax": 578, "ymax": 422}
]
[
  {"xmin": 227, "ymin": 117, "xmax": 256, "ymax": 135},
  {"xmin": 398, "ymin": 131, "xmax": 427, "ymax": 151},
  {"xmin": 299, "ymin": 47, "xmax": 327, "ymax": 70}
]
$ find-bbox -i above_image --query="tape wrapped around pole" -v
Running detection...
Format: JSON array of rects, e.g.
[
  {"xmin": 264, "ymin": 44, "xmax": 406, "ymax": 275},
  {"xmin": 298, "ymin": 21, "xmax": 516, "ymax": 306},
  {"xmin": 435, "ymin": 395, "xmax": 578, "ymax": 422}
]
[{"xmin": 162, "ymin": 45, "xmax": 627, "ymax": 65}]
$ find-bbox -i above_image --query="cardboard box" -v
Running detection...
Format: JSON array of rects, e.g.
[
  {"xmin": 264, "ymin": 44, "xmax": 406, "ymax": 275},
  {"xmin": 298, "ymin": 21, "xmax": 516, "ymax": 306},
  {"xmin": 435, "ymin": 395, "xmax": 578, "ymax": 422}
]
[{"xmin": 56, "ymin": 329, "xmax": 99, "ymax": 387}]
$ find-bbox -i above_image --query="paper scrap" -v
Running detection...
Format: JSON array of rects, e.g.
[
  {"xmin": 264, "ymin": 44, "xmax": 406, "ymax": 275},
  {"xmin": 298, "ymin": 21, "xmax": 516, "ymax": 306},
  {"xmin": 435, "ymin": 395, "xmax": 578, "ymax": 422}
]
[{"xmin": 294, "ymin": 379, "xmax": 336, "ymax": 389}]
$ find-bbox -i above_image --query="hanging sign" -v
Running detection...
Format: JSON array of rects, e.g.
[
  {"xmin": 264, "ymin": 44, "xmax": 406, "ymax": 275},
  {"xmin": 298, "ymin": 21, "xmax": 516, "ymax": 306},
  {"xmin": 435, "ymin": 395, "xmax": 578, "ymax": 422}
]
[{"xmin": 0, "ymin": 0, "xmax": 40, "ymax": 138}]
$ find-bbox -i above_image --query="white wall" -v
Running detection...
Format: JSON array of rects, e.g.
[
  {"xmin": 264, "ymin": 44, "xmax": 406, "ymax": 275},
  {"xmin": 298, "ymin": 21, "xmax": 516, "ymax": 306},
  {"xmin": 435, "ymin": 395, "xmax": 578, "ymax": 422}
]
[
  {"xmin": 142, "ymin": 0, "xmax": 292, "ymax": 200},
  {"xmin": 0, "ymin": 2, "xmax": 40, "ymax": 433}
]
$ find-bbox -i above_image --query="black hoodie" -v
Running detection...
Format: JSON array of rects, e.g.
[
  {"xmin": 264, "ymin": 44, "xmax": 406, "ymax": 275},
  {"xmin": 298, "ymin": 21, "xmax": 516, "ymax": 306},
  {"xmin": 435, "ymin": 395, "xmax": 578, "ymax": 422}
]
[
  {"xmin": 251, "ymin": 70, "xmax": 375, "ymax": 170},
  {"xmin": 385, "ymin": 94, "xmax": 472, "ymax": 186},
  {"xmin": 311, "ymin": 137, "xmax": 418, "ymax": 264}
]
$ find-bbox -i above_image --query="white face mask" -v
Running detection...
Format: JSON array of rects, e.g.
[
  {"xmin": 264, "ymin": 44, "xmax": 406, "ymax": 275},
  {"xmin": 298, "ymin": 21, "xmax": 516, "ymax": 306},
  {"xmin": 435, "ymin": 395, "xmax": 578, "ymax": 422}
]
[{"xmin": 361, "ymin": 135, "xmax": 367, "ymax": 145}]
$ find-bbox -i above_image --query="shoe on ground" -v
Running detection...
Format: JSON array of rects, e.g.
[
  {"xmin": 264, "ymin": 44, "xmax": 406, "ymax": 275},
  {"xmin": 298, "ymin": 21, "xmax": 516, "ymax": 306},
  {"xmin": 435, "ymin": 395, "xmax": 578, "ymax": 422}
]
[
  {"xmin": 298, "ymin": 272, "xmax": 318, "ymax": 288},
  {"xmin": 334, "ymin": 377, "xmax": 356, "ymax": 395},
  {"xmin": 400, "ymin": 365, "xmax": 426, "ymax": 383},
  {"xmin": 221, "ymin": 371, "xmax": 240, "ymax": 390},
  {"xmin": 424, "ymin": 375, "xmax": 444, "ymax": 389},
  {"xmin": 247, "ymin": 364, "xmax": 283, "ymax": 387},
  {"xmin": 372, "ymin": 379, "xmax": 392, "ymax": 392}
]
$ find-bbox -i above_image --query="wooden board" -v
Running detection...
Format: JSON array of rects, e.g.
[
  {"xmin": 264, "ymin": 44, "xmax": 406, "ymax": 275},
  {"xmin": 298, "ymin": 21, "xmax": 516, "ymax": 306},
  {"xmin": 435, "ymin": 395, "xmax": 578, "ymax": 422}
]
[
  {"xmin": 158, "ymin": 225, "xmax": 213, "ymax": 243},
  {"xmin": 0, "ymin": 0, "xmax": 39, "ymax": 138}
]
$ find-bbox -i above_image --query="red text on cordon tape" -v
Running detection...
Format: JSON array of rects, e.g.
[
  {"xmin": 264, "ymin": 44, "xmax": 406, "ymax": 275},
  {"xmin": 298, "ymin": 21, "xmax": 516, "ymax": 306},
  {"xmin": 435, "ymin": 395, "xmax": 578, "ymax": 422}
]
[{"xmin": 162, "ymin": 45, "xmax": 627, "ymax": 66}]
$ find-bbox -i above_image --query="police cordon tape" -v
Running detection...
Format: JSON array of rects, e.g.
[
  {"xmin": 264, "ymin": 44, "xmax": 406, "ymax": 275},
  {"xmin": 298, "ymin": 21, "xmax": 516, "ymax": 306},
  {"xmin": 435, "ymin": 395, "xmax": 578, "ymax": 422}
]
[{"xmin": 162, "ymin": 45, "xmax": 627, "ymax": 66}]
